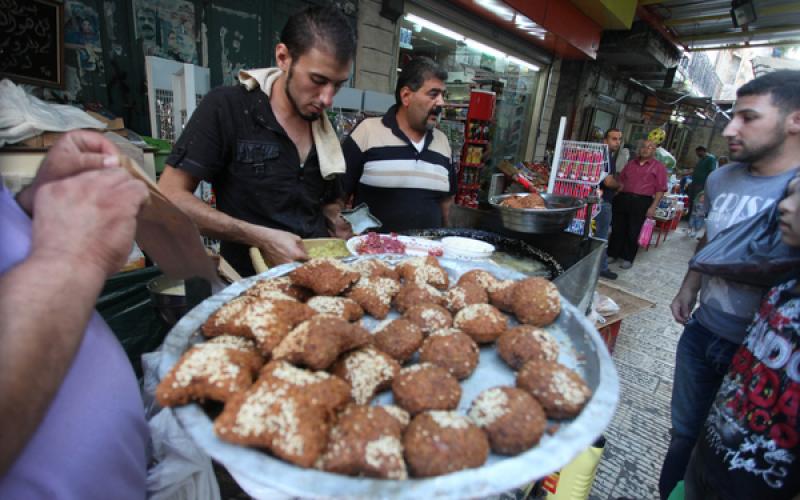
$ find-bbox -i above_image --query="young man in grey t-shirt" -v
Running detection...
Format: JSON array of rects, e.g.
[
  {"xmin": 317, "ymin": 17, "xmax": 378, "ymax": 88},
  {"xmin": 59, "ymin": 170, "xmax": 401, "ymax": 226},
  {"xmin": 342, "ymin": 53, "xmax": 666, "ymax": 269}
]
[{"xmin": 658, "ymin": 70, "xmax": 800, "ymax": 499}]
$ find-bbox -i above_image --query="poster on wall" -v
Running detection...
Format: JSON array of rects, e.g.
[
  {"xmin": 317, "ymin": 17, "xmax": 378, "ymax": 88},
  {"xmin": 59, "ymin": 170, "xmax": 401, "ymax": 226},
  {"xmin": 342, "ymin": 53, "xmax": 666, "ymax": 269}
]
[
  {"xmin": 64, "ymin": 0, "xmax": 102, "ymax": 74},
  {"xmin": 209, "ymin": 4, "xmax": 260, "ymax": 86},
  {"xmin": 133, "ymin": 0, "xmax": 198, "ymax": 64}
]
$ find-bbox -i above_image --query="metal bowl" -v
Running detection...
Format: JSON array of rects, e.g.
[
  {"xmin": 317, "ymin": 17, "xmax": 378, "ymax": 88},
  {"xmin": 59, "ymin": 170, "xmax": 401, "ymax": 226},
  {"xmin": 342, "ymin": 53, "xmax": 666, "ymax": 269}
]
[
  {"xmin": 147, "ymin": 275, "xmax": 190, "ymax": 327},
  {"xmin": 489, "ymin": 193, "xmax": 586, "ymax": 233}
]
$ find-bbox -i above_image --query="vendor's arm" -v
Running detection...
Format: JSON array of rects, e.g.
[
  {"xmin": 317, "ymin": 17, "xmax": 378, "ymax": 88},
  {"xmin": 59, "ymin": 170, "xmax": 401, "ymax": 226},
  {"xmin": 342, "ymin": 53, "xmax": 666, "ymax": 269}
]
[
  {"xmin": 0, "ymin": 168, "xmax": 147, "ymax": 476},
  {"xmin": 158, "ymin": 166, "xmax": 307, "ymax": 264},
  {"xmin": 439, "ymin": 196, "xmax": 454, "ymax": 227}
]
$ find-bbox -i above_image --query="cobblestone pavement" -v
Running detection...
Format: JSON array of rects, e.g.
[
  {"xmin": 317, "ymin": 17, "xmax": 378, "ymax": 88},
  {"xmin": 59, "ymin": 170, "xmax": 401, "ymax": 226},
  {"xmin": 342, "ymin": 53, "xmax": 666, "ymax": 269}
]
[{"xmin": 590, "ymin": 225, "xmax": 700, "ymax": 500}]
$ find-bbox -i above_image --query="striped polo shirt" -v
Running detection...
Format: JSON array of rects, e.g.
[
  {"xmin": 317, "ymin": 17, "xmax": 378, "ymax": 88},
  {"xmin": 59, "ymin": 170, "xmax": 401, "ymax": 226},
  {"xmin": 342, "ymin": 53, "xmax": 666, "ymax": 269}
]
[{"xmin": 341, "ymin": 105, "xmax": 456, "ymax": 232}]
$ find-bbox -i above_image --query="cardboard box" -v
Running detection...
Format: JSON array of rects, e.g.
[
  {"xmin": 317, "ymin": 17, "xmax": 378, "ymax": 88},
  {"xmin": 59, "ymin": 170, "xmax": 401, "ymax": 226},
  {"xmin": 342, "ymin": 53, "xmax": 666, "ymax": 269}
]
[{"xmin": 87, "ymin": 111, "xmax": 124, "ymax": 131}]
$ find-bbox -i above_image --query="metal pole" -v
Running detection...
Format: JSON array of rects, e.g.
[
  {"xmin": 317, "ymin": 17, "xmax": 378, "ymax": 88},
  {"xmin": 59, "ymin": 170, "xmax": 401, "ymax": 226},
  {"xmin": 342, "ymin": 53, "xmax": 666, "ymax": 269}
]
[{"xmin": 548, "ymin": 116, "xmax": 567, "ymax": 194}]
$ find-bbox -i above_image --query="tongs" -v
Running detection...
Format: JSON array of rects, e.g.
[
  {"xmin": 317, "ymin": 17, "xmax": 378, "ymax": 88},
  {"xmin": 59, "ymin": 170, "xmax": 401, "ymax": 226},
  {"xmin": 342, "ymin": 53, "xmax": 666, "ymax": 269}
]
[{"xmin": 498, "ymin": 160, "xmax": 539, "ymax": 194}]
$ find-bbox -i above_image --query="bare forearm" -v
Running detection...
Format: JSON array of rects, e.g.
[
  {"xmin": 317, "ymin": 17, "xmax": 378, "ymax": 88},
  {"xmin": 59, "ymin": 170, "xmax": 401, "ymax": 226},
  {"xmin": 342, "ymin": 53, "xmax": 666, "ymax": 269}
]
[
  {"xmin": 679, "ymin": 235, "xmax": 708, "ymax": 294},
  {"xmin": 168, "ymin": 189, "xmax": 260, "ymax": 245},
  {"xmin": 440, "ymin": 196, "xmax": 454, "ymax": 227},
  {"xmin": 650, "ymin": 192, "xmax": 664, "ymax": 211},
  {"xmin": 0, "ymin": 255, "xmax": 106, "ymax": 474}
]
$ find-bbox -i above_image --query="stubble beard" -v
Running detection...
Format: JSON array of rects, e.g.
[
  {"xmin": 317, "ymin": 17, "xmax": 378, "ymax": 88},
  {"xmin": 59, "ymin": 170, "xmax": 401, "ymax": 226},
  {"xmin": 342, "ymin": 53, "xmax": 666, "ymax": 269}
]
[
  {"xmin": 730, "ymin": 123, "xmax": 785, "ymax": 164},
  {"xmin": 286, "ymin": 65, "xmax": 320, "ymax": 122}
]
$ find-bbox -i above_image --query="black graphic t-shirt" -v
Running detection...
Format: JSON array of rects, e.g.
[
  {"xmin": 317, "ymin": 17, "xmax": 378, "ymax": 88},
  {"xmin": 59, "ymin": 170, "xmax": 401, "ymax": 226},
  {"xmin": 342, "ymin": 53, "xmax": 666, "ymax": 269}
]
[{"xmin": 697, "ymin": 278, "xmax": 800, "ymax": 499}]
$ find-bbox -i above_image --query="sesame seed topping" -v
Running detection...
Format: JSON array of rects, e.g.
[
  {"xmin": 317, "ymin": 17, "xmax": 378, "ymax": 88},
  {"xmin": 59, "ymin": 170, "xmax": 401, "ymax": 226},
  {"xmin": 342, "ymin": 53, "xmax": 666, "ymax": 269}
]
[
  {"xmin": 364, "ymin": 436, "xmax": 406, "ymax": 480},
  {"xmin": 272, "ymin": 362, "xmax": 330, "ymax": 386},
  {"xmin": 550, "ymin": 369, "xmax": 589, "ymax": 405},
  {"xmin": 173, "ymin": 346, "xmax": 241, "ymax": 389},
  {"xmin": 381, "ymin": 405, "xmax": 410, "ymax": 426},
  {"xmin": 344, "ymin": 348, "xmax": 396, "ymax": 404},
  {"xmin": 430, "ymin": 411, "xmax": 470, "ymax": 429},
  {"xmin": 307, "ymin": 296, "xmax": 346, "ymax": 316},
  {"xmin": 230, "ymin": 384, "xmax": 305, "ymax": 456},
  {"xmin": 468, "ymin": 388, "xmax": 510, "ymax": 427}
]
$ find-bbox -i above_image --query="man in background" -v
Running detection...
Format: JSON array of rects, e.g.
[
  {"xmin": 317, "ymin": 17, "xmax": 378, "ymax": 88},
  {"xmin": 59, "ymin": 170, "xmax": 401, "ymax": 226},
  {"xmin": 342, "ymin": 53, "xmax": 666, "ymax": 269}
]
[
  {"xmin": 159, "ymin": 7, "xmax": 356, "ymax": 276},
  {"xmin": 341, "ymin": 57, "xmax": 456, "ymax": 232},
  {"xmin": 687, "ymin": 146, "xmax": 717, "ymax": 216},
  {"xmin": 659, "ymin": 69, "xmax": 800, "ymax": 499},
  {"xmin": 596, "ymin": 128, "xmax": 623, "ymax": 280},
  {"xmin": 607, "ymin": 139, "xmax": 667, "ymax": 270}
]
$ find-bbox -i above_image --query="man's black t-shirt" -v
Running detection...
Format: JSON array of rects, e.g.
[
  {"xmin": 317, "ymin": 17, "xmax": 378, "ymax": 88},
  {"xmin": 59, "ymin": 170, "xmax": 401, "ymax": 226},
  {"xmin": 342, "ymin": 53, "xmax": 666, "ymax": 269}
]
[{"xmin": 166, "ymin": 85, "xmax": 340, "ymax": 276}]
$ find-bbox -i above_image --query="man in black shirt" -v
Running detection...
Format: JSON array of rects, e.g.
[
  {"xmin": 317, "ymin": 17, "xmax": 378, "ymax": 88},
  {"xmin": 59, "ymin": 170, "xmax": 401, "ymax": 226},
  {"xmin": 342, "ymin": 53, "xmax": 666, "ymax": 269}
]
[
  {"xmin": 159, "ymin": 7, "xmax": 355, "ymax": 276},
  {"xmin": 596, "ymin": 128, "xmax": 622, "ymax": 280}
]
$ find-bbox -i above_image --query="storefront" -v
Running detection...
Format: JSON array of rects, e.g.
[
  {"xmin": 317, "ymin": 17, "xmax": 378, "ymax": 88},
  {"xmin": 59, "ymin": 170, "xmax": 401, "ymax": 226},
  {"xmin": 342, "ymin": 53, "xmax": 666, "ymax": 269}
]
[{"xmin": 395, "ymin": 2, "xmax": 552, "ymax": 207}]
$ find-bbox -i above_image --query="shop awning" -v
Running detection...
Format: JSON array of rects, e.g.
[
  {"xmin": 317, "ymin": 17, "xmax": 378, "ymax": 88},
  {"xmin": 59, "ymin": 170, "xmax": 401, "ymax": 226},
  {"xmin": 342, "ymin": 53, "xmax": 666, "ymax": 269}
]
[{"xmin": 438, "ymin": 0, "xmax": 605, "ymax": 60}]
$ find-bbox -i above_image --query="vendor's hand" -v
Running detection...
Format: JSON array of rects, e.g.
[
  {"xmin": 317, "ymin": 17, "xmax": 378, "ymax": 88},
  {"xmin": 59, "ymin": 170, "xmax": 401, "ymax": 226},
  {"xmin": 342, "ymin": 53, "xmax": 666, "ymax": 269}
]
[
  {"xmin": 30, "ymin": 168, "xmax": 148, "ymax": 278},
  {"xmin": 646, "ymin": 206, "xmax": 657, "ymax": 218},
  {"xmin": 322, "ymin": 202, "xmax": 354, "ymax": 240},
  {"xmin": 254, "ymin": 227, "xmax": 308, "ymax": 265},
  {"xmin": 16, "ymin": 131, "xmax": 121, "ymax": 215},
  {"xmin": 670, "ymin": 287, "xmax": 697, "ymax": 325}
]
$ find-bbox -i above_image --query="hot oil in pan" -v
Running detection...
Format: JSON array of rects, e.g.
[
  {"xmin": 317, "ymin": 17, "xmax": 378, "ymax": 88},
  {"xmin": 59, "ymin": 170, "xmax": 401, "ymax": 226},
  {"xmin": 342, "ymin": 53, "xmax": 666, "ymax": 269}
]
[{"xmin": 489, "ymin": 252, "xmax": 550, "ymax": 277}]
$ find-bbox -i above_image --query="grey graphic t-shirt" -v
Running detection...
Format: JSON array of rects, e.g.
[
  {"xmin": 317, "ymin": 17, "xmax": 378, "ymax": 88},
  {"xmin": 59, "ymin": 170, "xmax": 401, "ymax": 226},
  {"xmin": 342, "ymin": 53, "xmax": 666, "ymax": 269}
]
[{"xmin": 695, "ymin": 163, "xmax": 798, "ymax": 343}]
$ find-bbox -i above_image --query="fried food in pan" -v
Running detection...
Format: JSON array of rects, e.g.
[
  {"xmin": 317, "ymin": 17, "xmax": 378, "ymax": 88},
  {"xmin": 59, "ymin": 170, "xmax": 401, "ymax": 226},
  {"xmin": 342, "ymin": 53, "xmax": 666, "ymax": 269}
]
[
  {"xmin": 511, "ymin": 277, "xmax": 561, "ymax": 327},
  {"xmin": 306, "ymin": 296, "xmax": 364, "ymax": 322},
  {"xmin": 214, "ymin": 361, "xmax": 351, "ymax": 468},
  {"xmin": 418, "ymin": 328, "xmax": 479, "ymax": 380},
  {"xmin": 271, "ymin": 315, "xmax": 370, "ymax": 370},
  {"xmin": 331, "ymin": 346, "xmax": 401, "ymax": 405},
  {"xmin": 289, "ymin": 258, "xmax": 360, "ymax": 296},
  {"xmin": 403, "ymin": 411, "xmax": 489, "ymax": 478},
  {"xmin": 403, "ymin": 303, "xmax": 453, "ymax": 335},
  {"xmin": 316, "ymin": 405, "xmax": 408, "ymax": 480},
  {"xmin": 372, "ymin": 318, "xmax": 424, "ymax": 364},
  {"xmin": 468, "ymin": 386, "xmax": 546, "ymax": 455}
]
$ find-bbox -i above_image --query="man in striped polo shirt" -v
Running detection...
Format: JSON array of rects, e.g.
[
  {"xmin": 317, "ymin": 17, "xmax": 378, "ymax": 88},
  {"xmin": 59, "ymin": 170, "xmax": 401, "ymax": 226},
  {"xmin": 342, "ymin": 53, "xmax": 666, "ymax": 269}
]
[{"xmin": 341, "ymin": 57, "xmax": 456, "ymax": 232}]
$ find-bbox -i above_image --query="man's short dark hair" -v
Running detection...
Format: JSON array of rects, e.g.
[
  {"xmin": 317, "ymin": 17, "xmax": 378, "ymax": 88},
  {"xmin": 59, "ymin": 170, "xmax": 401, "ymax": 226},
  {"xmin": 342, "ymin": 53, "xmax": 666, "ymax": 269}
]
[
  {"xmin": 395, "ymin": 57, "xmax": 448, "ymax": 105},
  {"xmin": 280, "ymin": 6, "xmax": 356, "ymax": 65},
  {"xmin": 696, "ymin": 146, "xmax": 707, "ymax": 152},
  {"xmin": 737, "ymin": 70, "xmax": 800, "ymax": 112},
  {"xmin": 604, "ymin": 128, "xmax": 621, "ymax": 139}
]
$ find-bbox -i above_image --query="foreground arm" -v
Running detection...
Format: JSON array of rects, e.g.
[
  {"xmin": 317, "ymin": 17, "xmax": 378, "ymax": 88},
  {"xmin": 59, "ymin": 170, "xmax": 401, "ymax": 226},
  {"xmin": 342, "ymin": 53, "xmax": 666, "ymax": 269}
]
[
  {"xmin": 0, "ymin": 168, "xmax": 147, "ymax": 475},
  {"xmin": 158, "ymin": 165, "xmax": 307, "ymax": 265},
  {"xmin": 670, "ymin": 235, "xmax": 708, "ymax": 324}
]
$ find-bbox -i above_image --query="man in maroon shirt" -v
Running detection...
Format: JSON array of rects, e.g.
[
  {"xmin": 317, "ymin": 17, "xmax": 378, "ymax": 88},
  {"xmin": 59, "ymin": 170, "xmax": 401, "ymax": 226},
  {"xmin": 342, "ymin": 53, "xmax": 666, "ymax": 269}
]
[{"xmin": 607, "ymin": 139, "xmax": 668, "ymax": 269}]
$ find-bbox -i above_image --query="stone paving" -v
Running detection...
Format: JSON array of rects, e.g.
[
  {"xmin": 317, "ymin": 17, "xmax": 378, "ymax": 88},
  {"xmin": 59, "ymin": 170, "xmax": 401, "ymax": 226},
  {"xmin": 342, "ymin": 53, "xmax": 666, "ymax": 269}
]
[{"xmin": 590, "ymin": 225, "xmax": 700, "ymax": 500}]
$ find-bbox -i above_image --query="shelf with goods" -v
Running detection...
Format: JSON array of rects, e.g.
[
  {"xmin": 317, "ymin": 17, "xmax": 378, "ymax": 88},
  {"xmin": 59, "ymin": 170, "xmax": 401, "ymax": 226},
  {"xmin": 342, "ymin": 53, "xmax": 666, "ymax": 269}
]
[
  {"xmin": 455, "ymin": 90, "xmax": 496, "ymax": 208},
  {"xmin": 549, "ymin": 140, "xmax": 609, "ymax": 235}
]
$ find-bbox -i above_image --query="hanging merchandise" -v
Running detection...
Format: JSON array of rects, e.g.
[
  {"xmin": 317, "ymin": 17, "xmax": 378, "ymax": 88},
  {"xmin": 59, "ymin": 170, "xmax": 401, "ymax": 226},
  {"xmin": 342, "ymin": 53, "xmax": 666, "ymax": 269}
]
[
  {"xmin": 455, "ymin": 90, "xmax": 496, "ymax": 208},
  {"xmin": 647, "ymin": 127, "xmax": 666, "ymax": 145},
  {"xmin": 549, "ymin": 140, "xmax": 608, "ymax": 235}
]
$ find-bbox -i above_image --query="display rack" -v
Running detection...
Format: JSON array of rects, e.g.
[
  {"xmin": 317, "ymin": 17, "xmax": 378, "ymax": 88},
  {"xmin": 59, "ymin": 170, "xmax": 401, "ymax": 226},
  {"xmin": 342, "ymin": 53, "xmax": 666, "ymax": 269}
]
[
  {"xmin": 455, "ymin": 90, "xmax": 496, "ymax": 208},
  {"xmin": 549, "ymin": 140, "xmax": 608, "ymax": 235}
]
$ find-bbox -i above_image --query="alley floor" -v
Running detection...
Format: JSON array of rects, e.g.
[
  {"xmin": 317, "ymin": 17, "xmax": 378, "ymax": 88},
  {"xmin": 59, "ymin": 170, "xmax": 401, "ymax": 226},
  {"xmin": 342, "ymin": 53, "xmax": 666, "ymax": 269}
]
[{"xmin": 590, "ymin": 224, "xmax": 699, "ymax": 500}]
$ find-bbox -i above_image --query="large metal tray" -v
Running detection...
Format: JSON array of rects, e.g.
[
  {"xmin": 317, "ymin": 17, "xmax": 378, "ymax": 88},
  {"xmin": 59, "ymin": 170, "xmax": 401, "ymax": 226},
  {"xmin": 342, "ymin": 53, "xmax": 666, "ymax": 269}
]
[{"xmin": 157, "ymin": 256, "xmax": 619, "ymax": 499}]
